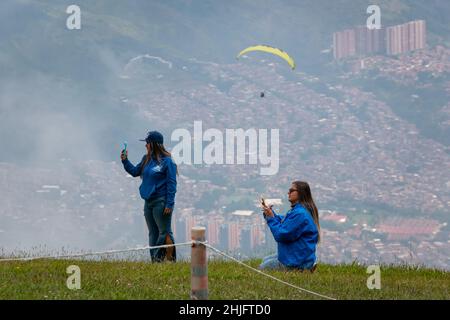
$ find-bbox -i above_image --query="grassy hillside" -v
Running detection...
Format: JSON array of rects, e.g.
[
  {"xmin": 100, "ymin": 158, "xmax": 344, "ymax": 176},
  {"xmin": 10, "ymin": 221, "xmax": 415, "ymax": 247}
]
[{"xmin": 0, "ymin": 259, "xmax": 449, "ymax": 299}]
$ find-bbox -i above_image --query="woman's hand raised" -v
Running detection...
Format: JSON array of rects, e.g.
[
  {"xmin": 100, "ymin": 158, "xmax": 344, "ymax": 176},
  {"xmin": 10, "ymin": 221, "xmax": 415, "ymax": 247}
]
[
  {"xmin": 262, "ymin": 203, "xmax": 274, "ymax": 218},
  {"xmin": 120, "ymin": 149, "xmax": 128, "ymax": 161}
]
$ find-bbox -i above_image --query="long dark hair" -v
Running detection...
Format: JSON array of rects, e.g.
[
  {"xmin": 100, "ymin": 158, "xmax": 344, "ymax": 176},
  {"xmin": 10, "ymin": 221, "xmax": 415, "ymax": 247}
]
[
  {"xmin": 139, "ymin": 141, "xmax": 178, "ymax": 177},
  {"xmin": 293, "ymin": 181, "xmax": 320, "ymax": 243}
]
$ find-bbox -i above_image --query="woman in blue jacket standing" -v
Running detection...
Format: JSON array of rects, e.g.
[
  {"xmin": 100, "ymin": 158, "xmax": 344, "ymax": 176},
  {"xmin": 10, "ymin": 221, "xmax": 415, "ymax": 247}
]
[
  {"xmin": 121, "ymin": 131, "xmax": 177, "ymax": 262},
  {"xmin": 260, "ymin": 181, "xmax": 320, "ymax": 271}
]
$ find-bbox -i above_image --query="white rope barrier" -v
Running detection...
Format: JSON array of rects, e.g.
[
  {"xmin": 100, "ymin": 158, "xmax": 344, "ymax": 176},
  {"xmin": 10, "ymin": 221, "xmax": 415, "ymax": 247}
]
[
  {"xmin": 203, "ymin": 242, "xmax": 337, "ymax": 301},
  {"xmin": 0, "ymin": 238, "xmax": 337, "ymax": 301},
  {"xmin": 0, "ymin": 241, "xmax": 194, "ymax": 262}
]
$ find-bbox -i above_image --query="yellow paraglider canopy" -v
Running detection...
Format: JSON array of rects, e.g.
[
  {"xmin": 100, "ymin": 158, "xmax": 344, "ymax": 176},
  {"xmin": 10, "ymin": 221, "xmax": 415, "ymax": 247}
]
[{"xmin": 236, "ymin": 45, "xmax": 296, "ymax": 70}]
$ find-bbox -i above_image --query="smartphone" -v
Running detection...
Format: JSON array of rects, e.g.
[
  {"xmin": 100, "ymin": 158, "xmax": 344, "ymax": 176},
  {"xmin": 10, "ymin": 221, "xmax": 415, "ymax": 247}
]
[
  {"xmin": 261, "ymin": 196, "xmax": 267, "ymax": 217},
  {"xmin": 261, "ymin": 196, "xmax": 266, "ymax": 207},
  {"xmin": 121, "ymin": 141, "xmax": 128, "ymax": 157}
]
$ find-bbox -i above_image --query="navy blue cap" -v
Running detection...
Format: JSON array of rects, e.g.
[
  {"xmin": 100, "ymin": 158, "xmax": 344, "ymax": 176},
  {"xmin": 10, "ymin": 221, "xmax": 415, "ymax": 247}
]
[{"xmin": 140, "ymin": 131, "xmax": 164, "ymax": 144}]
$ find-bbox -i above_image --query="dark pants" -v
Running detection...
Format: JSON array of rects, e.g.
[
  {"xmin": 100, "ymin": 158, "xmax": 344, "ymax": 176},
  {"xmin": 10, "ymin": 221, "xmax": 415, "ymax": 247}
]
[{"xmin": 144, "ymin": 196, "xmax": 176, "ymax": 262}]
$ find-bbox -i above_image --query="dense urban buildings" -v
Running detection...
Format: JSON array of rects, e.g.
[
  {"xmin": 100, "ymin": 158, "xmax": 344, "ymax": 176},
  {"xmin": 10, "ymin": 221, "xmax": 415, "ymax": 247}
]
[
  {"xmin": 386, "ymin": 20, "xmax": 426, "ymax": 55},
  {"xmin": 333, "ymin": 28, "xmax": 356, "ymax": 60},
  {"xmin": 333, "ymin": 20, "xmax": 426, "ymax": 59}
]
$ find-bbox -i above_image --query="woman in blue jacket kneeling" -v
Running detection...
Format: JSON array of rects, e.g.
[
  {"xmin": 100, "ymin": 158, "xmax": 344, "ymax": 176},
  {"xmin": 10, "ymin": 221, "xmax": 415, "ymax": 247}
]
[
  {"xmin": 121, "ymin": 131, "xmax": 177, "ymax": 262},
  {"xmin": 260, "ymin": 181, "xmax": 320, "ymax": 271}
]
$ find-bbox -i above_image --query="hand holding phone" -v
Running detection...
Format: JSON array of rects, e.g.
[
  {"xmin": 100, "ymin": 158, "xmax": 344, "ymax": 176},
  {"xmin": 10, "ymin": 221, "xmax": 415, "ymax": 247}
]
[
  {"xmin": 120, "ymin": 141, "xmax": 128, "ymax": 160},
  {"xmin": 261, "ymin": 196, "xmax": 274, "ymax": 218}
]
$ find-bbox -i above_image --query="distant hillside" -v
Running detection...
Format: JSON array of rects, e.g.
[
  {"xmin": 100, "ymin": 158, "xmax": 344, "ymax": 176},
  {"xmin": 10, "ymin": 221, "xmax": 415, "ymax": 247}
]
[
  {"xmin": 2, "ymin": 0, "xmax": 450, "ymax": 75},
  {"xmin": 1, "ymin": 0, "xmax": 449, "ymax": 162},
  {"xmin": 0, "ymin": 1, "xmax": 449, "ymax": 267}
]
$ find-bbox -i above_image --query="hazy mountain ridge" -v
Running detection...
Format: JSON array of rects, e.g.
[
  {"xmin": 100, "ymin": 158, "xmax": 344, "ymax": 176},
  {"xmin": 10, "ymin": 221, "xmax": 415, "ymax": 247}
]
[{"xmin": 0, "ymin": 1, "xmax": 449, "ymax": 266}]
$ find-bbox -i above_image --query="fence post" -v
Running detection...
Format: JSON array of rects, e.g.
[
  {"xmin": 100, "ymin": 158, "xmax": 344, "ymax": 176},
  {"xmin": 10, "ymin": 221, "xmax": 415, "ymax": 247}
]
[{"xmin": 191, "ymin": 226, "xmax": 208, "ymax": 300}]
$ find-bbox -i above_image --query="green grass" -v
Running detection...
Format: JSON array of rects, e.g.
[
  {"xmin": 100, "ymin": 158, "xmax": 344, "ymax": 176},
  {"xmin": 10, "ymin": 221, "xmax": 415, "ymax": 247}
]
[{"xmin": 0, "ymin": 259, "xmax": 449, "ymax": 300}]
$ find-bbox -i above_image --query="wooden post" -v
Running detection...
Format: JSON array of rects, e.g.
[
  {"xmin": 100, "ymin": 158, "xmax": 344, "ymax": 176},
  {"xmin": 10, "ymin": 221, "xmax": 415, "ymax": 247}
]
[{"xmin": 191, "ymin": 226, "xmax": 208, "ymax": 300}]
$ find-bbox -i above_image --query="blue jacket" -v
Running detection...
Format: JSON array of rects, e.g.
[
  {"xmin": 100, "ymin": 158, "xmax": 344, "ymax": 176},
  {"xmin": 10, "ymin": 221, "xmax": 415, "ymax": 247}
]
[
  {"xmin": 266, "ymin": 203, "xmax": 318, "ymax": 269},
  {"xmin": 122, "ymin": 155, "xmax": 177, "ymax": 209}
]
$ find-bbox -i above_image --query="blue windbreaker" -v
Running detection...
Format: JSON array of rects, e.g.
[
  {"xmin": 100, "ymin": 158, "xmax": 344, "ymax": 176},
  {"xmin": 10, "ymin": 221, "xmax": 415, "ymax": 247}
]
[
  {"xmin": 266, "ymin": 203, "xmax": 318, "ymax": 269},
  {"xmin": 122, "ymin": 155, "xmax": 177, "ymax": 209}
]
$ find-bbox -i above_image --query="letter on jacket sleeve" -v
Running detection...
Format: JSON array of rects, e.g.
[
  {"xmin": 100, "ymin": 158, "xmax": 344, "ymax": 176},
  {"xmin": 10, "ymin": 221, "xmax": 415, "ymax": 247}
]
[
  {"xmin": 122, "ymin": 155, "xmax": 146, "ymax": 177},
  {"xmin": 267, "ymin": 211, "xmax": 307, "ymax": 243},
  {"xmin": 165, "ymin": 157, "xmax": 177, "ymax": 209}
]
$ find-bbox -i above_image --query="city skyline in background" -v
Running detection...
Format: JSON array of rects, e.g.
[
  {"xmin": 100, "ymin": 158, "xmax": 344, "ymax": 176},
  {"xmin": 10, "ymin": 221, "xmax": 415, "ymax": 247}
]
[{"xmin": 333, "ymin": 19, "xmax": 426, "ymax": 59}]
